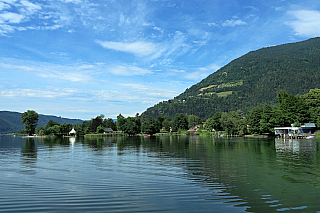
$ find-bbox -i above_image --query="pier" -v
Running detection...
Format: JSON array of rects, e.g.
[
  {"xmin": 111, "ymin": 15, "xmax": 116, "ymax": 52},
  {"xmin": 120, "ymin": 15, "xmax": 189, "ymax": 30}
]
[{"xmin": 274, "ymin": 127, "xmax": 313, "ymax": 139}]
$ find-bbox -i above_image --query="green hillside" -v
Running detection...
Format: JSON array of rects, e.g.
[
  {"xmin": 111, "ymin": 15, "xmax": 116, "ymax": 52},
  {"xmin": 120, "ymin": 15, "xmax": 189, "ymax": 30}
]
[
  {"xmin": 143, "ymin": 37, "xmax": 320, "ymax": 120},
  {"xmin": 0, "ymin": 111, "xmax": 83, "ymax": 134}
]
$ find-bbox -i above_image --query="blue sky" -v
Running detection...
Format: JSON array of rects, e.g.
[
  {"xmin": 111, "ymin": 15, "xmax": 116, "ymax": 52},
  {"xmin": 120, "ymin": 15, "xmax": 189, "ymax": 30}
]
[{"xmin": 1, "ymin": 0, "xmax": 320, "ymax": 120}]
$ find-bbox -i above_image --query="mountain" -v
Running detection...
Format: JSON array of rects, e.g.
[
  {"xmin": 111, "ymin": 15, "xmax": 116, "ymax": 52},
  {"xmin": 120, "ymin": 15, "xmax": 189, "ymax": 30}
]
[
  {"xmin": 0, "ymin": 111, "xmax": 83, "ymax": 134},
  {"xmin": 143, "ymin": 37, "xmax": 320, "ymax": 120}
]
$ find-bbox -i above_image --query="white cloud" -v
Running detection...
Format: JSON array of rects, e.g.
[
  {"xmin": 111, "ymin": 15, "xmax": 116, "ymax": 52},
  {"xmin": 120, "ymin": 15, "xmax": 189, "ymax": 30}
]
[
  {"xmin": 222, "ymin": 19, "xmax": 247, "ymax": 27},
  {"xmin": 19, "ymin": 0, "xmax": 41, "ymax": 13},
  {"xmin": 107, "ymin": 65, "xmax": 152, "ymax": 76},
  {"xmin": 0, "ymin": 60, "xmax": 93, "ymax": 83},
  {"xmin": 0, "ymin": 88, "xmax": 78, "ymax": 98},
  {"xmin": 207, "ymin": 22, "xmax": 218, "ymax": 27},
  {"xmin": 95, "ymin": 40, "xmax": 158, "ymax": 57},
  {"xmin": 286, "ymin": 10, "xmax": 320, "ymax": 37},
  {"xmin": 0, "ymin": 12, "xmax": 24, "ymax": 23},
  {"xmin": 0, "ymin": 2, "xmax": 11, "ymax": 11}
]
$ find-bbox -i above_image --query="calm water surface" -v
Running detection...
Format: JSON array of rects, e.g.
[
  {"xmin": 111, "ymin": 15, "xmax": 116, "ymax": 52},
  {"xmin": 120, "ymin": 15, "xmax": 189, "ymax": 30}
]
[{"xmin": 0, "ymin": 136, "xmax": 320, "ymax": 212}]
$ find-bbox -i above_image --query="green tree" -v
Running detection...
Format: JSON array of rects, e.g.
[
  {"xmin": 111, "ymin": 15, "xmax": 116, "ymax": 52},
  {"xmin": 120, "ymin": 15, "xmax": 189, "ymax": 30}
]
[
  {"xmin": 141, "ymin": 116, "xmax": 158, "ymax": 135},
  {"xmin": 303, "ymin": 88, "xmax": 320, "ymax": 127},
  {"xmin": 47, "ymin": 119, "xmax": 59, "ymax": 127},
  {"xmin": 123, "ymin": 117, "xmax": 140, "ymax": 135},
  {"xmin": 173, "ymin": 113, "xmax": 188, "ymax": 132},
  {"xmin": 60, "ymin": 123, "xmax": 72, "ymax": 135},
  {"xmin": 246, "ymin": 106, "xmax": 263, "ymax": 134},
  {"xmin": 277, "ymin": 90, "xmax": 309, "ymax": 125},
  {"xmin": 97, "ymin": 125, "xmax": 105, "ymax": 133},
  {"xmin": 91, "ymin": 116, "xmax": 103, "ymax": 133},
  {"xmin": 104, "ymin": 118, "xmax": 117, "ymax": 131},
  {"xmin": 259, "ymin": 105, "xmax": 274, "ymax": 134},
  {"xmin": 73, "ymin": 123, "xmax": 85, "ymax": 136},
  {"xmin": 220, "ymin": 111, "xmax": 246, "ymax": 135},
  {"xmin": 21, "ymin": 110, "xmax": 39, "ymax": 136},
  {"xmin": 188, "ymin": 115, "xmax": 202, "ymax": 129},
  {"xmin": 205, "ymin": 117, "xmax": 215, "ymax": 131},
  {"xmin": 212, "ymin": 112, "xmax": 223, "ymax": 131},
  {"xmin": 116, "ymin": 114, "xmax": 126, "ymax": 131}
]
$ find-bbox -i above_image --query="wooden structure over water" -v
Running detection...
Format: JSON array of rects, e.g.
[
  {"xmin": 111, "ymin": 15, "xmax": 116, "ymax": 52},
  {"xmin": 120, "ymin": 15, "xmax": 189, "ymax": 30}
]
[{"xmin": 274, "ymin": 127, "xmax": 313, "ymax": 139}]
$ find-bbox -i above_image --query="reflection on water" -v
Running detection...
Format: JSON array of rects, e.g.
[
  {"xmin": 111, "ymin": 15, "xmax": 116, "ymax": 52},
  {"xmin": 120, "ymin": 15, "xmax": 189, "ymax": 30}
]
[
  {"xmin": 20, "ymin": 138, "xmax": 37, "ymax": 175},
  {"xmin": 0, "ymin": 136, "xmax": 320, "ymax": 212}
]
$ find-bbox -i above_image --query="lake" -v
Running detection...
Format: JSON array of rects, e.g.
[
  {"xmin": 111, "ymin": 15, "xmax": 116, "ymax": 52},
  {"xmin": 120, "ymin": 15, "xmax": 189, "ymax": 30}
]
[{"xmin": 0, "ymin": 135, "xmax": 320, "ymax": 212}]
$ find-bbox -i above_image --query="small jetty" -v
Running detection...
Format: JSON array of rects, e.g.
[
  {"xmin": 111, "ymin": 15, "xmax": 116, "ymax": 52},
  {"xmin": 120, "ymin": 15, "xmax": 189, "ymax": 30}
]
[{"xmin": 275, "ymin": 124, "xmax": 316, "ymax": 139}]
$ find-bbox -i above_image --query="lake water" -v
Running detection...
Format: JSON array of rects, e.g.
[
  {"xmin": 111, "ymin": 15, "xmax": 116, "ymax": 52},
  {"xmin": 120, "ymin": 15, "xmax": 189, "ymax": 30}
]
[{"xmin": 0, "ymin": 135, "xmax": 320, "ymax": 212}]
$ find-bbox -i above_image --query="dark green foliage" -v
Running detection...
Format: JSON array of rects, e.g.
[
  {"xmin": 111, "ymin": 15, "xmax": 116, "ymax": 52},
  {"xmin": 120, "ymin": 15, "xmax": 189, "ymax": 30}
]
[
  {"xmin": 97, "ymin": 125, "xmax": 105, "ymax": 133},
  {"xmin": 246, "ymin": 106, "xmax": 263, "ymax": 134},
  {"xmin": 212, "ymin": 112, "xmax": 223, "ymax": 131},
  {"xmin": 21, "ymin": 110, "xmax": 39, "ymax": 136},
  {"xmin": 141, "ymin": 116, "xmax": 158, "ymax": 135},
  {"xmin": 303, "ymin": 88, "xmax": 320, "ymax": 127},
  {"xmin": 259, "ymin": 105, "xmax": 274, "ymax": 134},
  {"xmin": 220, "ymin": 111, "xmax": 247, "ymax": 135},
  {"xmin": 143, "ymin": 37, "xmax": 320, "ymax": 120},
  {"xmin": 188, "ymin": 115, "xmax": 202, "ymax": 129},
  {"xmin": 91, "ymin": 116, "xmax": 103, "ymax": 133},
  {"xmin": 104, "ymin": 118, "xmax": 117, "ymax": 131},
  {"xmin": 173, "ymin": 113, "xmax": 188, "ymax": 131},
  {"xmin": 116, "ymin": 114, "xmax": 126, "ymax": 131},
  {"xmin": 123, "ymin": 117, "xmax": 140, "ymax": 135}
]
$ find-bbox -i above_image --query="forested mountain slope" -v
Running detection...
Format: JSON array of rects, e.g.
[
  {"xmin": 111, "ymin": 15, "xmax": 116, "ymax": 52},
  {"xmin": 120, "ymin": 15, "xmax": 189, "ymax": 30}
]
[
  {"xmin": 0, "ymin": 111, "xmax": 83, "ymax": 134},
  {"xmin": 143, "ymin": 37, "xmax": 320, "ymax": 120}
]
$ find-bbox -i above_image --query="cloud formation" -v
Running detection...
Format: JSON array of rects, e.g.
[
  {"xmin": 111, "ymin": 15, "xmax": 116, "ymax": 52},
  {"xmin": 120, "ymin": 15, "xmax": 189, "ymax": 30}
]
[
  {"xmin": 95, "ymin": 40, "xmax": 158, "ymax": 57},
  {"xmin": 287, "ymin": 10, "xmax": 320, "ymax": 37},
  {"xmin": 222, "ymin": 19, "xmax": 247, "ymax": 27}
]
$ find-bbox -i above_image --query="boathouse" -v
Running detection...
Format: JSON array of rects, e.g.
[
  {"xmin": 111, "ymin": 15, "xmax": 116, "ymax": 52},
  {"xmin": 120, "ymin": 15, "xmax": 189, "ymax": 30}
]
[
  {"xmin": 300, "ymin": 123, "xmax": 316, "ymax": 134},
  {"xmin": 274, "ymin": 127, "xmax": 302, "ymax": 138}
]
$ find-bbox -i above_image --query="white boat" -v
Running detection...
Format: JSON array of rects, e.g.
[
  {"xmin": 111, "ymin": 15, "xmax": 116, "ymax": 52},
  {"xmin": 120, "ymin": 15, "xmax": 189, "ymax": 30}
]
[{"xmin": 306, "ymin": 136, "xmax": 315, "ymax": 139}]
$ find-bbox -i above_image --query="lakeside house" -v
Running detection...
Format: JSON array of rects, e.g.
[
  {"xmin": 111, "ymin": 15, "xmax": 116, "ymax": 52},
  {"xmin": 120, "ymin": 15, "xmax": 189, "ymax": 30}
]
[
  {"xmin": 105, "ymin": 128, "xmax": 114, "ymax": 133},
  {"xmin": 189, "ymin": 125, "xmax": 201, "ymax": 131}
]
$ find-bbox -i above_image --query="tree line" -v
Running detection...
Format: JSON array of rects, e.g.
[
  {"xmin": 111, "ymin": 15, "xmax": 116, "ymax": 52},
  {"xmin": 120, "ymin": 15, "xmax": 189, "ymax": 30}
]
[{"xmin": 21, "ymin": 89, "xmax": 320, "ymax": 136}]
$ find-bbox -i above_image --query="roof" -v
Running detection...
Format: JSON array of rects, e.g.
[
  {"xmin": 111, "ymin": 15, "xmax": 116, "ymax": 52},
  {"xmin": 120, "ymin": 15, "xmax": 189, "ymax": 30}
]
[
  {"xmin": 301, "ymin": 123, "xmax": 316, "ymax": 128},
  {"xmin": 105, "ymin": 128, "xmax": 114, "ymax": 132},
  {"xmin": 69, "ymin": 128, "xmax": 76, "ymax": 134}
]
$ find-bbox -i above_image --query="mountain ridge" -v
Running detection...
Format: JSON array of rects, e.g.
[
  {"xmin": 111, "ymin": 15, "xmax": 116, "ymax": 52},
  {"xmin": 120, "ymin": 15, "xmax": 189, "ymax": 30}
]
[{"xmin": 143, "ymin": 37, "xmax": 320, "ymax": 119}]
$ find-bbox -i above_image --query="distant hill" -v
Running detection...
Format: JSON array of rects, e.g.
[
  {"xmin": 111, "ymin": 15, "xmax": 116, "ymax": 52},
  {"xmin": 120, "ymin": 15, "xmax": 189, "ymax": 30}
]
[
  {"xmin": 143, "ymin": 37, "xmax": 320, "ymax": 120},
  {"xmin": 0, "ymin": 111, "xmax": 83, "ymax": 134}
]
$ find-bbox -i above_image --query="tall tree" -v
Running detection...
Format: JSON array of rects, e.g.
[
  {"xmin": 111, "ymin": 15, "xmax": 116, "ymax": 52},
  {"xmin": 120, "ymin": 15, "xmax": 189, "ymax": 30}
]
[
  {"xmin": 259, "ymin": 105, "xmax": 274, "ymax": 134},
  {"xmin": 303, "ymin": 88, "xmax": 320, "ymax": 126},
  {"xmin": 21, "ymin": 110, "xmax": 39, "ymax": 136},
  {"xmin": 123, "ymin": 117, "xmax": 140, "ymax": 135},
  {"xmin": 116, "ymin": 114, "xmax": 126, "ymax": 131},
  {"xmin": 246, "ymin": 106, "xmax": 263, "ymax": 134},
  {"xmin": 188, "ymin": 115, "xmax": 202, "ymax": 129},
  {"xmin": 220, "ymin": 111, "xmax": 246, "ymax": 135},
  {"xmin": 91, "ymin": 116, "xmax": 103, "ymax": 133},
  {"xmin": 141, "ymin": 116, "xmax": 157, "ymax": 135},
  {"xmin": 212, "ymin": 112, "xmax": 223, "ymax": 131},
  {"xmin": 173, "ymin": 113, "xmax": 188, "ymax": 131}
]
